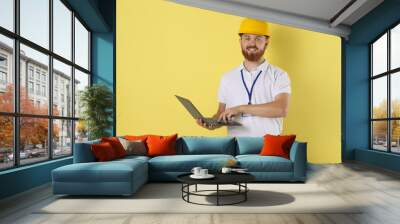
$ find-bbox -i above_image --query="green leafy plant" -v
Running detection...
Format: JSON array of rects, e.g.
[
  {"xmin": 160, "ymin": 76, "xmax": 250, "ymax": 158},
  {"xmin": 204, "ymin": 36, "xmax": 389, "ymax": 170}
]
[{"xmin": 79, "ymin": 84, "xmax": 113, "ymax": 140}]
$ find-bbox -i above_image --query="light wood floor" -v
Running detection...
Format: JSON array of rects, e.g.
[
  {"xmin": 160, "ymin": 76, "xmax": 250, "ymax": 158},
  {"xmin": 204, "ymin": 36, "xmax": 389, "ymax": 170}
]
[{"xmin": 1, "ymin": 162, "xmax": 400, "ymax": 224}]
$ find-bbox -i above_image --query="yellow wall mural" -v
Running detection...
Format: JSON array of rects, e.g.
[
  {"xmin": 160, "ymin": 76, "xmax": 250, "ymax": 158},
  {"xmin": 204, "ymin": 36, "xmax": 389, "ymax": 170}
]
[{"xmin": 116, "ymin": 1, "xmax": 341, "ymax": 163}]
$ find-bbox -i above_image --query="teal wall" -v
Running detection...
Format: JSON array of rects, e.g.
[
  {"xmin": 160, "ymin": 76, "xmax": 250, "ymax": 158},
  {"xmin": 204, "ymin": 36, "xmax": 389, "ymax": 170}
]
[
  {"xmin": 343, "ymin": 0, "xmax": 400, "ymax": 171},
  {"xmin": 92, "ymin": 32, "xmax": 115, "ymax": 135},
  {"xmin": 0, "ymin": 0, "xmax": 115, "ymax": 200},
  {"xmin": 0, "ymin": 158, "xmax": 72, "ymax": 199}
]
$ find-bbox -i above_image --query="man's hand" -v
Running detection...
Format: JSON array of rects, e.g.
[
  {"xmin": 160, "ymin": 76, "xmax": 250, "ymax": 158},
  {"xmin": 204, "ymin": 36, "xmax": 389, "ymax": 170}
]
[
  {"xmin": 218, "ymin": 106, "xmax": 243, "ymax": 123},
  {"xmin": 196, "ymin": 119, "xmax": 221, "ymax": 130}
]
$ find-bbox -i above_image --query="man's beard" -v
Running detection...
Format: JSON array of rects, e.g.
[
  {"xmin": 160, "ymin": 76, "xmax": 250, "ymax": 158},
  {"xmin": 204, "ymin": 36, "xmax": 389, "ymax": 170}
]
[{"xmin": 241, "ymin": 45, "xmax": 266, "ymax": 62}]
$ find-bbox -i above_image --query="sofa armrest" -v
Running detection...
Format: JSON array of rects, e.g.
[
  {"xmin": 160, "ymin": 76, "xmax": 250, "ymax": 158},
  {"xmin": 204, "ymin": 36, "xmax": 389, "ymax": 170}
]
[
  {"xmin": 289, "ymin": 141, "xmax": 307, "ymax": 181},
  {"xmin": 73, "ymin": 140, "xmax": 100, "ymax": 163}
]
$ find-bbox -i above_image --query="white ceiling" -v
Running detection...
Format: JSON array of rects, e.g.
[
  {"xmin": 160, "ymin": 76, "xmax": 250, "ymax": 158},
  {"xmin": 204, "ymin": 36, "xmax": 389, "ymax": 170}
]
[
  {"xmin": 228, "ymin": 0, "xmax": 353, "ymax": 22},
  {"xmin": 167, "ymin": 0, "xmax": 384, "ymax": 38}
]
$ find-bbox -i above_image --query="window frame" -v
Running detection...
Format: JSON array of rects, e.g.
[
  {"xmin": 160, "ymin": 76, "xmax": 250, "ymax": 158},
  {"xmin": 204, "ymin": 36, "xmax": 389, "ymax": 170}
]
[
  {"xmin": 0, "ymin": 0, "xmax": 92, "ymax": 171},
  {"xmin": 370, "ymin": 21, "xmax": 400, "ymax": 154}
]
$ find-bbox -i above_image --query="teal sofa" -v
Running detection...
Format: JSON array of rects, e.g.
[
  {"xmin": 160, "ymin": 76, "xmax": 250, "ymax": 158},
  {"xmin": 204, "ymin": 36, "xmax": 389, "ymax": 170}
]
[{"xmin": 52, "ymin": 136, "xmax": 307, "ymax": 196}]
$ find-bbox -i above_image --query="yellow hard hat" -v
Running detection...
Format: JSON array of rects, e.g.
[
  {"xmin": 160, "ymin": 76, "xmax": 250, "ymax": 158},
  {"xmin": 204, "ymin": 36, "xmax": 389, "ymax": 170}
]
[{"xmin": 238, "ymin": 18, "xmax": 270, "ymax": 36}]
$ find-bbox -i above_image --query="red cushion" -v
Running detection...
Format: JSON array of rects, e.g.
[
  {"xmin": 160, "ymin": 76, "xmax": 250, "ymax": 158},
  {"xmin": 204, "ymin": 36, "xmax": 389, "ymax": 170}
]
[
  {"xmin": 259, "ymin": 134, "xmax": 296, "ymax": 159},
  {"xmin": 101, "ymin": 137, "xmax": 127, "ymax": 158},
  {"xmin": 91, "ymin": 142, "xmax": 117, "ymax": 161},
  {"xmin": 146, "ymin": 134, "xmax": 178, "ymax": 157}
]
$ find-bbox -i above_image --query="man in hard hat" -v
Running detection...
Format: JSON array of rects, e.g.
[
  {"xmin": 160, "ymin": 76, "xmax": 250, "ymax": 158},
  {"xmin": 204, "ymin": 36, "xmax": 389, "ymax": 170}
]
[{"xmin": 196, "ymin": 18, "xmax": 291, "ymax": 137}]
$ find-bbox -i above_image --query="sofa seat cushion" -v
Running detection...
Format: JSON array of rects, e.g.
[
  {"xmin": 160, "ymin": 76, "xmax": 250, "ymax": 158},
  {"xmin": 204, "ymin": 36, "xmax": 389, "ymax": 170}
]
[
  {"xmin": 176, "ymin": 137, "xmax": 236, "ymax": 155},
  {"xmin": 52, "ymin": 159, "xmax": 147, "ymax": 183},
  {"xmin": 236, "ymin": 155, "xmax": 293, "ymax": 172},
  {"xmin": 117, "ymin": 155, "xmax": 150, "ymax": 162},
  {"xmin": 149, "ymin": 154, "xmax": 235, "ymax": 172}
]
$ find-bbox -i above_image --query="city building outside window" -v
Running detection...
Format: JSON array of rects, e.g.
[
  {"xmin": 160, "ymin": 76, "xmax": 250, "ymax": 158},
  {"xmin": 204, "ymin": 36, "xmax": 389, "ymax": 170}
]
[
  {"xmin": 0, "ymin": 0, "xmax": 91, "ymax": 170},
  {"xmin": 371, "ymin": 22, "xmax": 400, "ymax": 154}
]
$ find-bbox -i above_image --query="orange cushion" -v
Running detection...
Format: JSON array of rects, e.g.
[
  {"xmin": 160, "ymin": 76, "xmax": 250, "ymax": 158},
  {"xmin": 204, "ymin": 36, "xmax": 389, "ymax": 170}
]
[
  {"xmin": 124, "ymin": 135, "xmax": 151, "ymax": 142},
  {"xmin": 259, "ymin": 134, "xmax": 296, "ymax": 159},
  {"xmin": 101, "ymin": 137, "xmax": 127, "ymax": 158},
  {"xmin": 146, "ymin": 134, "xmax": 178, "ymax": 157},
  {"xmin": 91, "ymin": 142, "xmax": 117, "ymax": 161}
]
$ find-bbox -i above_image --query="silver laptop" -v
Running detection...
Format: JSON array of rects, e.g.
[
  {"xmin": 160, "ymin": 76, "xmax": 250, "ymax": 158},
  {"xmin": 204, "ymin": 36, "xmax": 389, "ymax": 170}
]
[{"xmin": 175, "ymin": 95, "xmax": 241, "ymax": 126}]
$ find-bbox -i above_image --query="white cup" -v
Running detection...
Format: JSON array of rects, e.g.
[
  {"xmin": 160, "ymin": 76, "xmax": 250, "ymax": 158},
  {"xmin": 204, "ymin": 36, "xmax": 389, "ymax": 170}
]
[
  {"xmin": 191, "ymin": 167, "xmax": 202, "ymax": 176},
  {"xmin": 221, "ymin": 167, "xmax": 232, "ymax": 174},
  {"xmin": 200, "ymin": 169, "xmax": 208, "ymax": 176}
]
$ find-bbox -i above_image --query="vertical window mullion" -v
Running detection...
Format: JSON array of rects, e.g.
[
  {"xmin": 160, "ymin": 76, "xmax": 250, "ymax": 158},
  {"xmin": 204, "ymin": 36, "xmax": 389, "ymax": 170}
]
[
  {"xmin": 370, "ymin": 45, "xmax": 373, "ymax": 149},
  {"xmin": 48, "ymin": 0, "xmax": 53, "ymax": 160},
  {"xmin": 388, "ymin": 30, "xmax": 391, "ymax": 152},
  {"xmin": 14, "ymin": 0, "xmax": 20, "ymax": 167},
  {"xmin": 71, "ymin": 11, "xmax": 75, "ymax": 155}
]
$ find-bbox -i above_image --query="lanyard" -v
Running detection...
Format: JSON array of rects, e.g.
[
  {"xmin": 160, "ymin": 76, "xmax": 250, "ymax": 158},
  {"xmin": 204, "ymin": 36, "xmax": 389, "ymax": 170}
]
[{"xmin": 240, "ymin": 69, "xmax": 263, "ymax": 105}]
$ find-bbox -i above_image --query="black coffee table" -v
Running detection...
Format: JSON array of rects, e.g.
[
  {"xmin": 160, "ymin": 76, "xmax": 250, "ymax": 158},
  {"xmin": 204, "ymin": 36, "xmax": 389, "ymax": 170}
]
[{"xmin": 177, "ymin": 172, "xmax": 255, "ymax": 206}]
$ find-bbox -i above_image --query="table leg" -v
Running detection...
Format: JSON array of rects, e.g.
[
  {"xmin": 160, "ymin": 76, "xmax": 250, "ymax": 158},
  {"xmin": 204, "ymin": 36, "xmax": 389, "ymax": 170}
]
[
  {"xmin": 217, "ymin": 184, "xmax": 219, "ymax": 206},
  {"xmin": 245, "ymin": 183, "xmax": 247, "ymax": 201},
  {"xmin": 195, "ymin": 184, "xmax": 197, "ymax": 192},
  {"xmin": 187, "ymin": 184, "xmax": 190, "ymax": 202}
]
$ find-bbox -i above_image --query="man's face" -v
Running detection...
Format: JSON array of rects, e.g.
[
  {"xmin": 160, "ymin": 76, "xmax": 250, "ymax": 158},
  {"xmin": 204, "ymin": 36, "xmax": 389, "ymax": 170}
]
[{"xmin": 240, "ymin": 34, "xmax": 269, "ymax": 62}]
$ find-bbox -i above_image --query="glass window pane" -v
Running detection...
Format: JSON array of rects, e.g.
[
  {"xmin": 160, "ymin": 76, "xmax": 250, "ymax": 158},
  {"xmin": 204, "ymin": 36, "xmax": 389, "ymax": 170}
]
[
  {"xmin": 20, "ymin": 0, "xmax": 49, "ymax": 49},
  {"xmin": 0, "ymin": 34, "xmax": 14, "ymax": 112},
  {"xmin": 74, "ymin": 17, "xmax": 89, "ymax": 70},
  {"xmin": 372, "ymin": 33, "xmax": 387, "ymax": 76},
  {"xmin": 74, "ymin": 69, "xmax": 89, "ymax": 118},
  {"xmin": 53, "ymin": 0, "xmax": 72, "ymax": 60},
  {"xmin": 75, "ymin": 120, "xmax": 88, "ymax": 143},
  {"xmin": 391, "ymin": 24, "xmax": 400, "ymax": 70},
  {"xmin": 53, "ymin": 59, "xmax": 72, "ymax": 117},
  {"xmin": 0, "ymin": 0, "xmax": 14, "ymax": 31},
  {"xmin": 391, "ymin": 72, "xmax": 400, "ymax": 118},
  {"xmin": 372, "ymin": 121, "xmax": 388, "ymax": 151},
  {"xmin": 391, "ymin": 120, "xmax": 400, "ymax": 153},
  {"xmin": 0, "ymin": 116, "xmax": 13, "ymax": 170},
  {"xmin": 372, "ymin": 77, "xmax": 387, "ymax": 119},
  {"xmin": 20, "ymin": 117, "xmax": 49, "ymax": 165},
  {"xmin": 20, "ymin": 44, "xmax": 49, "ymax": 115},
  {"xmin": 53, "ymin": 119, "xmax": 72, "ymax": 158}
]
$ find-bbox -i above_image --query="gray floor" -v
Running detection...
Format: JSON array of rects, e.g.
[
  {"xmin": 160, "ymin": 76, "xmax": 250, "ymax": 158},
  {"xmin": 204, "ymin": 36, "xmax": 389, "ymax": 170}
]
[{"xmin": 1, "ymin": 162, "xmax": 400, "ymax": 224}]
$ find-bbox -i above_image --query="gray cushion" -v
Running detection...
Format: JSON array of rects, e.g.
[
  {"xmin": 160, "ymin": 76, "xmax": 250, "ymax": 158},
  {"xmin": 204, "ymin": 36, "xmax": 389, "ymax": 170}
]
[{"xmin": 119, "ymin": 138, "xmax": 147, "ymax": 156}]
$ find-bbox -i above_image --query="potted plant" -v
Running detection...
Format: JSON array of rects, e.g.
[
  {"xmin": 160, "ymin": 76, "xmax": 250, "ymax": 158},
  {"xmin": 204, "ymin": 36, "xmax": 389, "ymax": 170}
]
[{"xmin": 79, "ymin": 84, "xmax": 113, "ymax": 140}]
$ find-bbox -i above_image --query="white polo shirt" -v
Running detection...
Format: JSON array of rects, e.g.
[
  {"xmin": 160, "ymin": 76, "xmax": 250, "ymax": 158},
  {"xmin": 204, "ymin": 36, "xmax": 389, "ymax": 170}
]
[{"xmin": 217, "ymin": 60, "xmax": 291, "ymax": 137}]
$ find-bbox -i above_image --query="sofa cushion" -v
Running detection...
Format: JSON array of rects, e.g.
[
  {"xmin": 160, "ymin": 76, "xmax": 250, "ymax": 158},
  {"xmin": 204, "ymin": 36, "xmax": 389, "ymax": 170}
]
[
  {"xmin": 119, "ymin": 138, "xmax": 147, "ymax": 156},
  {"xmin": 73, "ymin": 140, "xmax": 100, "ymax": 163},
  {"xmin": 91, "ymin": 142, "xmax": 118, "ymax": 161},
  {"xmin": 260, "ymin": 134, "xmax": 296, "ymax": 159},
  {"xmin": 148, "ymin": 154, "xmax": 235, "ymax": 172},
  {"xmin": 115, "ymin": 155, "xmax": 150, "ymax": 163},
  {"xmin": 236, "ymin": 137, "xmax": 263, "ymax": 155},
  {"xmin": 53, "ymin": 159, "xmax": 147, "ymax": 183},
  {"xmin": 147, "ymin": 134, "xmax": 178, "ymax": 157},
  {"xmin": 101, "ymin": 137, "xmax": 127, "ymax": 158},
  {"xmin": 177, "ymin": 137, "xmax": 235, "ymax": 155},
  {"xmin": 236, "ymin": 155, "xmax": 293, "ymax": 172},
  {"xmin": 124, "ymin": 135, "xmax": 150, "ymax": 141}
]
